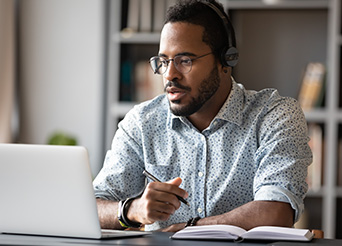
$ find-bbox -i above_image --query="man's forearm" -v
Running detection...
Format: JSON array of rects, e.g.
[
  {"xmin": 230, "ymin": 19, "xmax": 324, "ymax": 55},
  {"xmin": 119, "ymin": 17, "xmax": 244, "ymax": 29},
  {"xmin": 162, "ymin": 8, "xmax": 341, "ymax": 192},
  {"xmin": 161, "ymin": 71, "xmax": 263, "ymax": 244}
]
[
  {"xmin": 97, "ymin": 198, "xmax": 294, "ymax": 232},
  {"xmin": 197, "ymin": 201, "xmax": 294, "ymax": 230},
  {"xmin": 96, "ymin": 199, "xmax": 123, "ymax": 229},
  {"xmin": 160, "ymin": 201, "xmax": 294, "ymax": 232}
]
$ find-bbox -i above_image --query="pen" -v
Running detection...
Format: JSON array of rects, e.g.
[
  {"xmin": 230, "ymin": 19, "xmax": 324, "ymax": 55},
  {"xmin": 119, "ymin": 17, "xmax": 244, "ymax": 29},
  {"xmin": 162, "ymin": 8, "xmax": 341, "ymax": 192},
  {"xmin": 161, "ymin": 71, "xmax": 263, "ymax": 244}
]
[{"xmin": 143, "ymin": 170, "xmax": 190, "ymax": 206}]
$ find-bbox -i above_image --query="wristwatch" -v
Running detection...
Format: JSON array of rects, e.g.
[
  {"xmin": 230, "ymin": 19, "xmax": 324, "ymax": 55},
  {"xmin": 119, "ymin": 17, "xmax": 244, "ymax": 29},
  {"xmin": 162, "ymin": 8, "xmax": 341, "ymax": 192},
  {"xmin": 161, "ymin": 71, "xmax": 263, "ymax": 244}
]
[
  {"xmin": 185, "ymin": 217, "xmax": 201, "ymax": 227},
  {"xmin": 117, "ymin": 198, "xmax": 142, "ymax": 228}
]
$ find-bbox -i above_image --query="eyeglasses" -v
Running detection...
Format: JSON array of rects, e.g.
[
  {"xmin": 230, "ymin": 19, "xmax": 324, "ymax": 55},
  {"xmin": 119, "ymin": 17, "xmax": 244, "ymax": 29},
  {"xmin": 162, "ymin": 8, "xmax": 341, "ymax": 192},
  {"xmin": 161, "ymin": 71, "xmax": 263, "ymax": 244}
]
[{"xmin": 149, "ymin": 52, "xmax": 213, "ymax": 75}]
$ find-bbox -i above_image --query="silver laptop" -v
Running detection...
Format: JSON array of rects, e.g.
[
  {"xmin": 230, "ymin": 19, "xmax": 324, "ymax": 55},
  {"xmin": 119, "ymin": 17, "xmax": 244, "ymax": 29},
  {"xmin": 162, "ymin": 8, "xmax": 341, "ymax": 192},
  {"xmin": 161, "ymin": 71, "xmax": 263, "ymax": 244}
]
[{"xmin": 0, "ymin": 143, "xmax": 148, "ymax": 239}]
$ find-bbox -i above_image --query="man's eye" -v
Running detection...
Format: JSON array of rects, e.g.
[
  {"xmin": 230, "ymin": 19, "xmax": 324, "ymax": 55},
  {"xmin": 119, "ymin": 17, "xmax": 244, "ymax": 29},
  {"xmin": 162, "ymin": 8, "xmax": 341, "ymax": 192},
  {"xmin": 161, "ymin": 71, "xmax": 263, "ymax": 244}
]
[{"xmin": 179, "ymin": 58, "xmax": 191, "ymax": 65}]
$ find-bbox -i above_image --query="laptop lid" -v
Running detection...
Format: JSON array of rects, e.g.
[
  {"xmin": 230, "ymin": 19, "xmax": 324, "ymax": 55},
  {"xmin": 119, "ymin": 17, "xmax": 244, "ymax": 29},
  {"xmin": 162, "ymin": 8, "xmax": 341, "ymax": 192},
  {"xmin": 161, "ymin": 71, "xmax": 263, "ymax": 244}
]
[{"xmin": 0, "ymin": 144, "xmax": 104, "ymax": 239}]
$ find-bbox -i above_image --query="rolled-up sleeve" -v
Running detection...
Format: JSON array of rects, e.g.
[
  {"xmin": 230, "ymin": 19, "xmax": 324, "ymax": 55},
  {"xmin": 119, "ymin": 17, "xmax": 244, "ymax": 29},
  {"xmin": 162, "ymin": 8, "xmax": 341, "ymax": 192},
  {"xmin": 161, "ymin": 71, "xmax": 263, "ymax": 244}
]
[
  {"xmin": 93, "ymin": 108, "xmax": 146, "ymax": 201},
  {"xmin": 253, "ymin": 96, "xmax": 312, "ymax": 222}
]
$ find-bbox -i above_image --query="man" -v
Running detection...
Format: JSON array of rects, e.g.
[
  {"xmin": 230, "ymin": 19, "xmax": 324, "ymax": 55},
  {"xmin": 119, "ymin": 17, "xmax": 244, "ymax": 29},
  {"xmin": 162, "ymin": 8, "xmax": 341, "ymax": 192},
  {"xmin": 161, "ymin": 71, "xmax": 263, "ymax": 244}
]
[{"xmin": 93, "ymin": 0, "xmax": 312, "ymax": 232}]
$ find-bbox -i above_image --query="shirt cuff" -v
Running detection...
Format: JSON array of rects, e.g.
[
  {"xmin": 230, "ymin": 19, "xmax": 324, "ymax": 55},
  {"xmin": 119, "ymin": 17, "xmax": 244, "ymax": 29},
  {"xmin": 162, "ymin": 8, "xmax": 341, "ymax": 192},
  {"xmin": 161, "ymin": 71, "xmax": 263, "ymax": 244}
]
[
  {"xmin": 93, "ymin": 188, "xmax": 120, "ymax": 201},
  {"xmin": 254, "ymin": 185, "xmax": 304, "ymax": 222}
]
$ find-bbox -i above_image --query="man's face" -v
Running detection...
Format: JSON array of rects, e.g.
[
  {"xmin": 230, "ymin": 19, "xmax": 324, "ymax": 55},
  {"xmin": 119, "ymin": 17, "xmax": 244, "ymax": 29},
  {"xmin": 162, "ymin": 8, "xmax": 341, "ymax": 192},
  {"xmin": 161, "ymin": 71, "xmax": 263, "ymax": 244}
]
[{"xmin": 159, "ymin": 22, "xmax": 221, "ymax": 117}]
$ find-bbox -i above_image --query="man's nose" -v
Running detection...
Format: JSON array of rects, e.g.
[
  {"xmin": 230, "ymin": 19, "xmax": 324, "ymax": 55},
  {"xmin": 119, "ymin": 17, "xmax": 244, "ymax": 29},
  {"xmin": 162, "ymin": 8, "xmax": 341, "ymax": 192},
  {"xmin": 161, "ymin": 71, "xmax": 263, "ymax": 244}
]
[{"xmin": 163, "ymin": 60, "xmax": 182, "ymax": 82}]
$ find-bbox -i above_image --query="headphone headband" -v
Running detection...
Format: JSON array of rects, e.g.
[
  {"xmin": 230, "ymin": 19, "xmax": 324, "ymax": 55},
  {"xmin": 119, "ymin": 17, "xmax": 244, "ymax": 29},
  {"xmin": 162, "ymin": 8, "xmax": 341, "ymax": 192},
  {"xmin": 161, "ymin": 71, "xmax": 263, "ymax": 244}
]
[{"xmin": 202, "ymin": 1, "xmax": 239, "ymax": 67}]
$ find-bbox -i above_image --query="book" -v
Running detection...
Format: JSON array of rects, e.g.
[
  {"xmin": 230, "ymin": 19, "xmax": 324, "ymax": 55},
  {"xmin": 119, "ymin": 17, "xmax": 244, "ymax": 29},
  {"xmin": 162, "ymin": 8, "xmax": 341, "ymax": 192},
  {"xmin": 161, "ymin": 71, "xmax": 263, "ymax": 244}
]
[
  {"xmin": 171, "ymin": 225, "xmax": 314, "ymax": 242},
  {"xmin": 306, "ymin": 123, "xmax": 323, "ymax": 191},
  {"xmin": 120, "ymin": 60, "xmax": 134, "ymax": 101},
  {"xmin": 152, "ymin": 0, "xmax": 166, "ymax": 32},
  {"xmin": 140, "ymin": 0, "xmax": 152, "ymax": 32},
  {"xmin": 338, "ymin": 138, "xmax": 342, "ymax": 186},
  {"xmin": 126, "ymin": 0, "xmax": 140, "ymax": 32},
  {"xmin": 134, "ymin": 61, "xmax": 164, "ymax": 102},
  {"xmin": 297, "ymin": 62, "xmax": 325, "ymax": 111}
]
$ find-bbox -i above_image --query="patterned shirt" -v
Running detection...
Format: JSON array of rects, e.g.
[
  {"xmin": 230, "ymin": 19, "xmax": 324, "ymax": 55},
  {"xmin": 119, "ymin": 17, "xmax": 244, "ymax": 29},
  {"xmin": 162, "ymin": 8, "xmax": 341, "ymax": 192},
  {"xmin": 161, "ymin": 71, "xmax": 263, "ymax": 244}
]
[{"xmin": 93, "ymin": 81, "xmax": 312, "ymax": 231}]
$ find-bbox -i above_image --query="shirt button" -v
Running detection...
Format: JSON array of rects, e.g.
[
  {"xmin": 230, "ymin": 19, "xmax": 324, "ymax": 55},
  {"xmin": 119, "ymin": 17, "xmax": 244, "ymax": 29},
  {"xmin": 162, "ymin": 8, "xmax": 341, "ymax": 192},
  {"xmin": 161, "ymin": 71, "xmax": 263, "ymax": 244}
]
[
  {"xmin": 198, "ymin": 172, "xmax": 204, "ymax": 177},
  {"xmin": 197, "ymin": 207, "xmax": 203, "ymax": 213}
]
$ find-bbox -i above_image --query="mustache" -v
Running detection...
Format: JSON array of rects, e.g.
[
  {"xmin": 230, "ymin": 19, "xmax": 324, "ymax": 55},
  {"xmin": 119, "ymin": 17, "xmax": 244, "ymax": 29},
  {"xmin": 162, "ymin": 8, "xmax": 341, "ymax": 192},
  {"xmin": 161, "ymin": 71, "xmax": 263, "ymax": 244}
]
[{"xmin": 164, "ymin": 80, "xmax": 191, "ymax": 92}]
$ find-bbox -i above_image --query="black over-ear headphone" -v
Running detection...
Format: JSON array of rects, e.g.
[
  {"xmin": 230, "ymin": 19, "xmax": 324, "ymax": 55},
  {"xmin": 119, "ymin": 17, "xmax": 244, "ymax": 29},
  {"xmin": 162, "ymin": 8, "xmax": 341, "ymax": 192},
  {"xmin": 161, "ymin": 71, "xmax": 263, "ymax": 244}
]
[{"xmin": 202, "ymin": 1, "xmax": 239, "ymax": 67}]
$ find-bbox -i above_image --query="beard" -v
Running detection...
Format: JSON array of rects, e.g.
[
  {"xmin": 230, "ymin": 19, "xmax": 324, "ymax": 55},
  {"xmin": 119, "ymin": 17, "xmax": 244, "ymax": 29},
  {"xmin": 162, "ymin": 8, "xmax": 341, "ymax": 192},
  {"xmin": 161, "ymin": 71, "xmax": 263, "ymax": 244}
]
[{"xmin": 167, "ymin": 66, "xmax": 220, "ymax": 117}]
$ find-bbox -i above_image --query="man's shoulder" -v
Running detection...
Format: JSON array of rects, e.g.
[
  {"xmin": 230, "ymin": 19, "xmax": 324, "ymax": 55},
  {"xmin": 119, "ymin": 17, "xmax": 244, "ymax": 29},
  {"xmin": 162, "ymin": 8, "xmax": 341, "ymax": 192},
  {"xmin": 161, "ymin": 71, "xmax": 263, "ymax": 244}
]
[
  {"xmin": 129, "ymin": 94, "xmax": 169, "ymax": 122},
  {"xmin": 233, "ymin": 83, "xmax": 302, "ymax": 123},
  {"xmin": 240, "ymin": 84, "xmax": 298, "ymax": 109}
]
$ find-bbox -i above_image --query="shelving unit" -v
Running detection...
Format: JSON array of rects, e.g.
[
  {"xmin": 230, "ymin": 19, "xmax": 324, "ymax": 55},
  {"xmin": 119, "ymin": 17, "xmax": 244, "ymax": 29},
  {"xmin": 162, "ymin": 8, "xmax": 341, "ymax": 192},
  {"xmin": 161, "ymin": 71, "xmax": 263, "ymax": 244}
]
[
  {"xmin": 105, "ymin": 0, "xmax": 341, "ymax": 238},
  {"xmin": 226, "ymin": 0, "xmax": 341, "ymax": 239}
]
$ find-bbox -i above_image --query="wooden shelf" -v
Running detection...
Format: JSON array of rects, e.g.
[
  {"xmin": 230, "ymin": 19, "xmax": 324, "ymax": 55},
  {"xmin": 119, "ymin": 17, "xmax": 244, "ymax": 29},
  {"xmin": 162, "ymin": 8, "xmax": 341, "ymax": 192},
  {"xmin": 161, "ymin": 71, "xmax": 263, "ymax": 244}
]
[
  {"xmin": 225, "ymin": 0, "xmax": 329, "ymax": 9},
  {"xmin": 304, "ymin": 109, "xmax": 330, "ymax": 122},
  {"xmin": 113, "ymin": 32, "xmax": 160, "ymax": 44},
  {"xmin": 221, "ymin": 0, "xmax": 329, "ymax": 9}
]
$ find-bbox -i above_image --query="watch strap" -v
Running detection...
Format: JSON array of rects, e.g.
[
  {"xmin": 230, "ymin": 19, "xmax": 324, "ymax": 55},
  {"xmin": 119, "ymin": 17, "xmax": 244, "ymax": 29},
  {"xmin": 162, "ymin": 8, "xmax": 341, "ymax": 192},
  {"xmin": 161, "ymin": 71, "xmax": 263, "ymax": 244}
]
[
  {"xmin": 118, "ymin": 198, "xmax": 142, "ymax": 228},
  {"xmin": 185, "ymin": 217, "xmax": 201, "ymax": 227}
]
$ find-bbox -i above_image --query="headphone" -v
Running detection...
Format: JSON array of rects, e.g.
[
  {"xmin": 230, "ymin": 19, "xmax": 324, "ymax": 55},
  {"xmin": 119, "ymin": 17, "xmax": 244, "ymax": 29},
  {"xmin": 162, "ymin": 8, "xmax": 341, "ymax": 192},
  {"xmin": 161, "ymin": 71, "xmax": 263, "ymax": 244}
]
[{"xmin": 202, "ymin": 2, "xmax": 239, "ymax": 67}]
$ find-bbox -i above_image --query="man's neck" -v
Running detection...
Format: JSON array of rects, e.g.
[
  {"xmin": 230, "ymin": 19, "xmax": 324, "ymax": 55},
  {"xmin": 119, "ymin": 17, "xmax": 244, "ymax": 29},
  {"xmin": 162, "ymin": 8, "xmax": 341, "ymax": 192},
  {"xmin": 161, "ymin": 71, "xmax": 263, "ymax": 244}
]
[{"xmin": 188, "ymin": 80, "xmax": 232, "ymax": 132}]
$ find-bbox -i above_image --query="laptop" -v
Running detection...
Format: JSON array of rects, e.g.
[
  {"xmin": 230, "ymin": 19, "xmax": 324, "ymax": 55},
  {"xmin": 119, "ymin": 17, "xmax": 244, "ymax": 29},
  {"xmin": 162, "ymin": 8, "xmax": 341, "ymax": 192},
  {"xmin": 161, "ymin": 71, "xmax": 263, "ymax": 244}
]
[{"xmin": 0, "ymin": 143, "xmax": 148, "ymax": 239}]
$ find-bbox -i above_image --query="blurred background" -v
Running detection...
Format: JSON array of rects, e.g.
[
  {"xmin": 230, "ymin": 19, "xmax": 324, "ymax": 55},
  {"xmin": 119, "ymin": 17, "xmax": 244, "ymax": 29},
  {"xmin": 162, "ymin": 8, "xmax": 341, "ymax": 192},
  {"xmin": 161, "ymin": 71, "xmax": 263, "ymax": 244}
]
[
  {"xmin": 0, "ymin": 0, "xmax": 106, "ymax": 176},
  {"xmin": 0, "ymin": 0, "xmax": 341, "ymax": 239}
]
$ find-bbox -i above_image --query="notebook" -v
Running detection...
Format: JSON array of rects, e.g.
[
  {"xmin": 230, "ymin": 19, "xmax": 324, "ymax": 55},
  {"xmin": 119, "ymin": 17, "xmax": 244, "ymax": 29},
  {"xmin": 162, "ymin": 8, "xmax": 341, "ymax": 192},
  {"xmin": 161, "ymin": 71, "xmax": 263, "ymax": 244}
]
[{"xmin": 0, "ymin": 143, "xmax": 148, "ymax": 239}]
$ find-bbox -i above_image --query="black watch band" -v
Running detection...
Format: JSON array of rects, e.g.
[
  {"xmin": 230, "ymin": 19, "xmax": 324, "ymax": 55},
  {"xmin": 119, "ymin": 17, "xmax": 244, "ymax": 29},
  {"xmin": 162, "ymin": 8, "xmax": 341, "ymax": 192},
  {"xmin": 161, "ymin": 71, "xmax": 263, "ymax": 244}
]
[{"xmin": 118, "ymin": 198, "xmax": 142, "ymax": 228}]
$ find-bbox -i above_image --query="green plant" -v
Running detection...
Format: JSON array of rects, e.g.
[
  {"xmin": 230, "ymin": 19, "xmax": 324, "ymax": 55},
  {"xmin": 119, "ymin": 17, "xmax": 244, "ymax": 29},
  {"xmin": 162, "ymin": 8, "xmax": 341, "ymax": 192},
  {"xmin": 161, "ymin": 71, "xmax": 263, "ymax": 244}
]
[{"xmin": 47, "ymin": 132, "xmax": 77, "ymax": 146}]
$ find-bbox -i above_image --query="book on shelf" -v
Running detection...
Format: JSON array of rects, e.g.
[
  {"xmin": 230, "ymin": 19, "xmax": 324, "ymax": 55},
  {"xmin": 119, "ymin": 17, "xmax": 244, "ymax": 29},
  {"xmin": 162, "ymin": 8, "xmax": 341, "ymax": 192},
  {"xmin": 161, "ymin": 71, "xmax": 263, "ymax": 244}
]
[
  {"xmin": 122, "ymin": 0, "xmax": 177, "ymax": 34},
  {"xmin": 171, "ymin": 225, "xmax": 314, "ymax": 242},
  {"xmin": 134, "ymin": 61, "xmax": 164, "ymax": 102},
  {"xmin": 338, "ymin": 138, "xmax": 342, "ymax": 186},
  {"xmin": 306, "ymin": 123, "xmax": 324, "ymax": 191},
  {"xmin": 297, "ymin": 62, "xmax": 326, "ymax": 111},
  {"xmin": 153, "ymin": 0, "xmax": 166, "ymax": 32},
  {"xmin": 126, "ymin": 0, "xmax": 140, "ymax": 32},
  {"xmin": 120, "ymin": 60, "xmax": 134, "ymax": 101},
  {"xmin": 140, "ymin": 0, "xmax": 152, "ymax": 32}
]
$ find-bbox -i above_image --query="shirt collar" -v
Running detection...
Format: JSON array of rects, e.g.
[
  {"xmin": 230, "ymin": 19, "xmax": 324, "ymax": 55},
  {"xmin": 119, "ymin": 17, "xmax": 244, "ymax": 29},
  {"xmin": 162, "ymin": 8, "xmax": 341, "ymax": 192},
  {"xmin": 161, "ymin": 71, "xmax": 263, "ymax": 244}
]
[{"xmin": 216, "ymin": 79, "xmax": 244, "ymax": 126}]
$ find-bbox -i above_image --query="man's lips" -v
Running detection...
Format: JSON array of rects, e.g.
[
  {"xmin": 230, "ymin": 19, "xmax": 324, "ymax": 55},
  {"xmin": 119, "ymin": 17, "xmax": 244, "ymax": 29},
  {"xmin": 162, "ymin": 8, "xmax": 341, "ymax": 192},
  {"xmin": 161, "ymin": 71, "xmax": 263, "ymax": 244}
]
[{"xmin": 166, "ymin": 87, "xmax": 187, "ymax": 101}]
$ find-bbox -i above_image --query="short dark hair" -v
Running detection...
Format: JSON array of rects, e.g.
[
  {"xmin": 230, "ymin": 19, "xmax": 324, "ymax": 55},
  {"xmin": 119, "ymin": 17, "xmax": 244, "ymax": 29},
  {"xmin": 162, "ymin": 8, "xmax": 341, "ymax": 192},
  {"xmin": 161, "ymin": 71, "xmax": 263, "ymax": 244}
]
[{"xmin": 164, "ymin": 0, "xmax": 236, "ymax": 62}]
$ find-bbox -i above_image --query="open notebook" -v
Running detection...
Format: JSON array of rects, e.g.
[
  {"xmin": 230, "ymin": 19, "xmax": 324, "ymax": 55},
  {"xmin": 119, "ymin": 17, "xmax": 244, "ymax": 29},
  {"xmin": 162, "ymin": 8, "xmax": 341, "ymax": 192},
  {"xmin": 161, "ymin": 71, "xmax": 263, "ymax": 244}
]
[{"xmin": 0, "ymin": 143, "xmax": 148, "ymax": 239}]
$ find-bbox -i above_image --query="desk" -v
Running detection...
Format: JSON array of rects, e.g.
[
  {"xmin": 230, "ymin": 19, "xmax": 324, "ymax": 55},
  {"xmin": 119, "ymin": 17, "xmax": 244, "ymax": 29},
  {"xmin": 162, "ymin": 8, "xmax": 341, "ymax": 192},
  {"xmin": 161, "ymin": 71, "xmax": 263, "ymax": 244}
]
[{"xmin": 0, "ymin": 232, "xmax": 341, "ymax": 246}]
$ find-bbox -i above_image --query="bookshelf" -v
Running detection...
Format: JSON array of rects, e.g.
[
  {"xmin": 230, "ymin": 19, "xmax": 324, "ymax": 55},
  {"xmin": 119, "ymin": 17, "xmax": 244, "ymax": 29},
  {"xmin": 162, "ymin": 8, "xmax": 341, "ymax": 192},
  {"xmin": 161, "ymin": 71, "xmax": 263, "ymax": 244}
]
[{"xmin": 105, "ymin": 0, "xmax": 341, "ymax": 238}]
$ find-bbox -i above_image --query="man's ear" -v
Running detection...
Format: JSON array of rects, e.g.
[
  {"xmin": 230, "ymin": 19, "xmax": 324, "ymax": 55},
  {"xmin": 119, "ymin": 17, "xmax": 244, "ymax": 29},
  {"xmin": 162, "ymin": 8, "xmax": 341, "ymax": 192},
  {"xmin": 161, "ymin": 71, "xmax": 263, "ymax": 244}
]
[{"xmin": 219, "ymin": 64, "xmax": 232, "ymax": 75}]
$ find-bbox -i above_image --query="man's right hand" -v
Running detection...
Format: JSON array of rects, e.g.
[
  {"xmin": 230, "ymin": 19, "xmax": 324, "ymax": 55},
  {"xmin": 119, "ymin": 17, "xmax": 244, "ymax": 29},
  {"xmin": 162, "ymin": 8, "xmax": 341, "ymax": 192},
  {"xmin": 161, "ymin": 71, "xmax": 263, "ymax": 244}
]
[{"xmin": 126, "ymin": 177, "xmax": 189, "ymax": 225}]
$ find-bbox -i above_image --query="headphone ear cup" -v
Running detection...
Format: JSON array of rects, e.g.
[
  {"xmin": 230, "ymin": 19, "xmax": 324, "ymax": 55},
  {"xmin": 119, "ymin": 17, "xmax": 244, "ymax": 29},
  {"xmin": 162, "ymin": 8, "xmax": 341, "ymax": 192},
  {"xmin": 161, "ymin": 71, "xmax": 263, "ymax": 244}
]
[{"xmin": 223, "ymin": 46, "xmax": 239, "ymax": 67}]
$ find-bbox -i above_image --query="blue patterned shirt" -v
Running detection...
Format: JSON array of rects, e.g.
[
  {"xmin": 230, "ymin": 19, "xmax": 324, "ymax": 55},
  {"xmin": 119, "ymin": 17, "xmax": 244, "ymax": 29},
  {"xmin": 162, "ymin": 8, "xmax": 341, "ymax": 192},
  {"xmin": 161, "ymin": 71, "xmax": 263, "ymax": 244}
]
[{"xmin": 93, "ymin": 81, "xmax": 312, "ymax": 231}]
